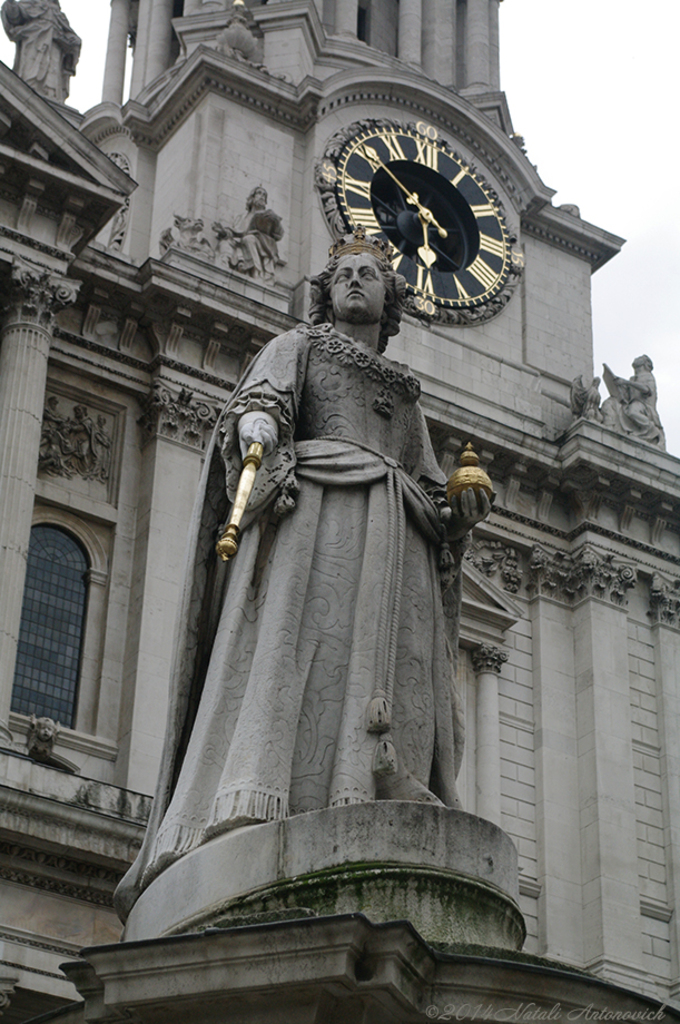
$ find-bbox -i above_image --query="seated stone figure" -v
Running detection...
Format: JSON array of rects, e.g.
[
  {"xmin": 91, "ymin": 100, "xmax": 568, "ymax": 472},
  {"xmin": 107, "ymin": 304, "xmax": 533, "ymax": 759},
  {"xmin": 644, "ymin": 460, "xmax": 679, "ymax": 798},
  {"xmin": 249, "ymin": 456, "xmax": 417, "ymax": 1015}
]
[
  {"xmin": 214, "ymin": 186, "xmax": 284, "ymax": 283},
  {"xmin": 602, "ymin": 355, "xmax": 665, "ymax": 449},
  {"xmin": 115, "ymin": 228, "xmax": 489, "ymax": 920}
]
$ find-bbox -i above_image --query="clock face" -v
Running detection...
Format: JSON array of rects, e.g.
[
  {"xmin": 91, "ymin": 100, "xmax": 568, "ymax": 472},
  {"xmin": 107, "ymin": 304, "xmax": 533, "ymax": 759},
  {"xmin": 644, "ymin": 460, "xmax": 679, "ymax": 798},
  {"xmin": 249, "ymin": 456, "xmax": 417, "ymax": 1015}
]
[{"xmin": 317, "ymin": 120, "xmax": 520, "ymax": 321}]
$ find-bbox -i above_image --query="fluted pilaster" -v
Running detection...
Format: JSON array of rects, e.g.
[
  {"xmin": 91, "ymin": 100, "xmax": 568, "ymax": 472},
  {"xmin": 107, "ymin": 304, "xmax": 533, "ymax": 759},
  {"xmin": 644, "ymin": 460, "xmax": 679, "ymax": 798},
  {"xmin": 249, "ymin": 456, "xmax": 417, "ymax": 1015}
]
[{"xmin": 0, "ymin": 259, "xmax": 80, "ymax": 741}]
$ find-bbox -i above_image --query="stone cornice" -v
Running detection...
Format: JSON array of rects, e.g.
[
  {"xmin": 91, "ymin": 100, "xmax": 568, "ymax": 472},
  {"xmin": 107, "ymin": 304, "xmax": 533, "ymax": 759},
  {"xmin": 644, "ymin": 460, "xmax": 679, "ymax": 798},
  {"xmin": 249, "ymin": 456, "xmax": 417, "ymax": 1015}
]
[{"xmin": 522, "ymin": 206, "xmax": 625, "ymax": 271}]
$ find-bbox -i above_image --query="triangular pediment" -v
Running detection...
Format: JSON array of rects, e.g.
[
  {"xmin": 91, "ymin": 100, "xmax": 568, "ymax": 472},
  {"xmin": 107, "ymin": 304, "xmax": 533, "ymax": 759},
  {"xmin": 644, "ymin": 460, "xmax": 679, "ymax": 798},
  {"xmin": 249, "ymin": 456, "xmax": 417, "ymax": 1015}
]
[
  {"xmin": 0, "ymin": 62, "xmax": 135, "ymax": 255},
  {"xmin": 460, "ymin": 560, "xmax": 522, "ymax": 647}
]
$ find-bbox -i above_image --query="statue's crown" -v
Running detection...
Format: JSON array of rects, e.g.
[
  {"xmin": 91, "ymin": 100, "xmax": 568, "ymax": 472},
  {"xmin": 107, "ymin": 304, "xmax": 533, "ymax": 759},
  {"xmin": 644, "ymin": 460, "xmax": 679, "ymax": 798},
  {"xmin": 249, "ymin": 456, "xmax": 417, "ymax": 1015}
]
[{"xmin": 328, "ymin": 226, "xmax": 395, "ymax": 269}]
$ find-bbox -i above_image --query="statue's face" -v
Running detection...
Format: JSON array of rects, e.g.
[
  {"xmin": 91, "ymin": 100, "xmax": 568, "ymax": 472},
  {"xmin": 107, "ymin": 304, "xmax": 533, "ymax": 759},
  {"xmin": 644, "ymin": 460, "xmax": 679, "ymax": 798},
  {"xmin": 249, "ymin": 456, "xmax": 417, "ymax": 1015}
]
[
  {"xmin": 330, "ymin": 254, "xmax": 386, "ymax": 326},
  {"xmin": 249, "ymin": 188, "xmax": 267, "ymax": 210}
]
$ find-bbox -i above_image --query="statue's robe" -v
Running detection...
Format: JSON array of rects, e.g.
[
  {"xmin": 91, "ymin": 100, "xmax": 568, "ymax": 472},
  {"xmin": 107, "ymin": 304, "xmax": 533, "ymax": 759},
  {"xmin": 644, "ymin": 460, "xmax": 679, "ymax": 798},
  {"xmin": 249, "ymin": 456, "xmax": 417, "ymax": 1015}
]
[{"xmin": 115, "ymin": 323, "xmax": 464, "ymax": 920}]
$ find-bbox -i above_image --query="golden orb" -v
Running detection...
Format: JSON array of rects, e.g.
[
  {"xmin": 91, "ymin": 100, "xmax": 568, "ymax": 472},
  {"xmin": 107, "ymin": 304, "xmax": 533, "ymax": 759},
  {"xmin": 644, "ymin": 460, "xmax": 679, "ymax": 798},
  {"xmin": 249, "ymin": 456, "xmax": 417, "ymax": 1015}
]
[{"xmin": 447, "ymin": 442, "xmax": 493, "ymax": 507}]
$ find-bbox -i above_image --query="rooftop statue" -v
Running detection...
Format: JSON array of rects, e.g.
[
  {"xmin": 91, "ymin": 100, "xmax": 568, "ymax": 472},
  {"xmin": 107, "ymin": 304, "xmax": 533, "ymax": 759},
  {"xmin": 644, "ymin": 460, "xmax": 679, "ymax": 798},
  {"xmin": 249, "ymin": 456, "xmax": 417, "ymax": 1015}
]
[
  {"xmin": 602, "ymin": 355, "xmax": 665, "ymax": 449},
  {"xmin": 214, "ymin": 185, "xmax": 284, "ymax": 283},
  {"xmin": 1, "ymin": 0, "xmax": 81, "ymax": 103},
  {"xmin": 115, "ymin": 229, "xmax": 490, "ymax": 921}
]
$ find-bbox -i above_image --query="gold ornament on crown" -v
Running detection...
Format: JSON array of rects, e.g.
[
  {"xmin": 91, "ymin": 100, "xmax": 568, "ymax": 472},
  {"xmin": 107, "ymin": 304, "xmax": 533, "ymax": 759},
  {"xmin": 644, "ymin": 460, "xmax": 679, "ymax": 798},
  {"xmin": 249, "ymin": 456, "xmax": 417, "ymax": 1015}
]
[{"xmin": 328, "ymin": 225, "xmax": 396, "ymax": 270}]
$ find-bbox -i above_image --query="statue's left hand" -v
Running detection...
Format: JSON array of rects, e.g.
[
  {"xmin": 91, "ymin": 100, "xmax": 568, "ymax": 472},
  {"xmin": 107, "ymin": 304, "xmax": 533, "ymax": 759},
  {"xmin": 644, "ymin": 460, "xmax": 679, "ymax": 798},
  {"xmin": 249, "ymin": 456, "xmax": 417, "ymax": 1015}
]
[{"xmin": 445, "ymin": 487, "xmax": 493, "ymax": 541}]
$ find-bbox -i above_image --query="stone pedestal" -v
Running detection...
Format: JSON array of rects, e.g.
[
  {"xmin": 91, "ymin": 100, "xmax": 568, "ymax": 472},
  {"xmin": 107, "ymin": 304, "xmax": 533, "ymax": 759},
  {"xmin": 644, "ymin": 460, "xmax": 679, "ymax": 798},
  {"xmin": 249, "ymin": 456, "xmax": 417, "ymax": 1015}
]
[{"xmin": 123, "ymin": 803, "xmax": 525, "ymax": 950}]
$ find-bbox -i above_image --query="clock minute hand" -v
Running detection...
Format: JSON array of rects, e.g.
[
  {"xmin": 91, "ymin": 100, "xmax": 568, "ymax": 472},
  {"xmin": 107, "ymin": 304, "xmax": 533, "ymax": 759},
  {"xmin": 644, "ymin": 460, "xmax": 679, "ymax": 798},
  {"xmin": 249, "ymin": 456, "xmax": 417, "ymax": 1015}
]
[{"xmin": 360, "ymin": 145, "xmax": 448, "ymax": 238}]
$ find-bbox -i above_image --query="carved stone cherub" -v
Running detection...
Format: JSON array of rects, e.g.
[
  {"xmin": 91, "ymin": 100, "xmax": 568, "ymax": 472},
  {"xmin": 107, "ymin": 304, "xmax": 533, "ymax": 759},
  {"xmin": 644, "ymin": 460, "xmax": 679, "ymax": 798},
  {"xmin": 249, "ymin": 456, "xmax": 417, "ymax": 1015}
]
[{"xmin": 27, "ymin": 715, "xmax": 60, "ymax": 763}]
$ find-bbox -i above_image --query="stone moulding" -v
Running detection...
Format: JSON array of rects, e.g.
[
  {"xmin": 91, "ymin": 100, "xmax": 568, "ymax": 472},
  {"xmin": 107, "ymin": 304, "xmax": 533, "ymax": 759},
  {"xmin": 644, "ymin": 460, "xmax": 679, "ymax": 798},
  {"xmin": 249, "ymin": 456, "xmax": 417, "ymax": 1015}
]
[{"xmin": 122, "ymin": 802, "xmax": 524, "ymax": 951}]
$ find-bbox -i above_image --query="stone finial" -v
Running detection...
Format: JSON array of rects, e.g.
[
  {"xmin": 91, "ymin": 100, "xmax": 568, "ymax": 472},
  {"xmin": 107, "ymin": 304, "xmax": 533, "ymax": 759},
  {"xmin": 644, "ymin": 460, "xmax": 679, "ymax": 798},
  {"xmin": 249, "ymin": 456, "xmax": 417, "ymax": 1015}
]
[
  {"xmin": 1, "ymin": 0, "xmax": 81, "ymax": 103},
  {"xmin": 214, "ymin": 0, "xmax": 265, "ymax": 67},
  {"xmin": 471, "ymin": 643, "xmax": 508, "ymax": 675},
  {"xmin": 27, "ymin": 715, "xmax": 60, "ymax": 763},
  {"xmin": 601, "ymin": 356, "xmax": 665, "ymax": 449}
]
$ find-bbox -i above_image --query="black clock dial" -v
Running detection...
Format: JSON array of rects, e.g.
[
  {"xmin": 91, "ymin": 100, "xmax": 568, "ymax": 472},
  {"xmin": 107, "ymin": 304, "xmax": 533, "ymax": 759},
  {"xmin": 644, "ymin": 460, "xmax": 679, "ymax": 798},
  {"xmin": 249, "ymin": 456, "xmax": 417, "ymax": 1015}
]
[{"xmin": 332, "ymin": 122, "xmax": 513, "ymax": 315}]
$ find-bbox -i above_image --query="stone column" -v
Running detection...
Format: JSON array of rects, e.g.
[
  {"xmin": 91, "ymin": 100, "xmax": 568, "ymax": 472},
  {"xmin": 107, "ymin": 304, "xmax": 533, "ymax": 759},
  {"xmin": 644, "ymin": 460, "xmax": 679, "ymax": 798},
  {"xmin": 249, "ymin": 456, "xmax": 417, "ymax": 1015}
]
[
  {"xmin": 144, "ymin": 0, "xmax": 175, "ymax": 88},
  {"xmin": 102, "ymin": 0, "xmax": 131, "ymax": 104},
  {"xmin": 472, "ymin": 643, "xmax": 507, "ymax": 825},
  {"xmin": 465, "ymin": 0, "xmax": 490, "ymax": 88},
  {"xmin": 650, "ymin": 615, "xmax": 680, "ymax": 998},
  {"xmin": 0, "ymin": 259, "xmax": 80, "ymax": 744},
  {"xmin": 422, "ymin": 0, "xmax": 455, "ymax": 86},
  {"xmin": 115, "ymin": 380, "xmax": 216, "ymax": 793},
  {"xmin": 335, "ymin": 0, "xmax": 358, "ymax": 36},
  {"xmin": 398, "ymin": 0, "xmax": 423, "ymax": 65},
  {"xmin": 530, "ymin": 592, "xmax": 583, "ymax": 963},
  {"xmin": 488, "ymin": 0, "xmax": 501, "ymax": 89},
  {"xmin": 573, "ymin": 592, "xmax": 643, "ymax": 981},
  {"xmin": 130, "ymin": 0, "xmax": 152, "ymax": 98}
]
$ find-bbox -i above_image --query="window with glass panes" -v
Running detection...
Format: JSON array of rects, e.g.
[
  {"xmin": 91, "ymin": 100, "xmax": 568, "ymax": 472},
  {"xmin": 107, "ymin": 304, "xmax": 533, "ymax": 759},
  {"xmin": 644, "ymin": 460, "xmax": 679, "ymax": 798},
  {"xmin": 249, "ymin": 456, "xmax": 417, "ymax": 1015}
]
[{"xmin": 11, "ymin": 525, "xmax": 88, "ymax": 727}]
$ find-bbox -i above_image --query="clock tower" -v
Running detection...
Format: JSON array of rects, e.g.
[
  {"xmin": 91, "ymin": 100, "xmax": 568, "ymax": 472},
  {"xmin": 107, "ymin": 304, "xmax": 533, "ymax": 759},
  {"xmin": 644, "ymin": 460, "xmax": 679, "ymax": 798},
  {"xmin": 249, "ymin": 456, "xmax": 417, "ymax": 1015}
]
[{"xmin": 2, "ymin": 1, "xmax": 680, "ymax": 1020}]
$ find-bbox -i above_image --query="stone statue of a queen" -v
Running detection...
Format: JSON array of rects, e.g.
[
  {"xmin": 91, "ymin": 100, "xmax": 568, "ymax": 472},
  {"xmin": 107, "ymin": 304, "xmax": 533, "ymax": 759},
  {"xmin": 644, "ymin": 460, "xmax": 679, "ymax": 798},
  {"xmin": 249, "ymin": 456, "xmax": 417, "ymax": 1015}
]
[{"xmin": 116, "ymin": 229, "xmax": 489, "ymax": 920}]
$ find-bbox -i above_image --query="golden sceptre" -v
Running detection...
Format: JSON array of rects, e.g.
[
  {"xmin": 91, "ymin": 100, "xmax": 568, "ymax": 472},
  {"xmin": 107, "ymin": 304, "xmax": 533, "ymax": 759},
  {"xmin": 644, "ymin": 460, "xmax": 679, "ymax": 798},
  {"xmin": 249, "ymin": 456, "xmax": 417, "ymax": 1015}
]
[{"xmin": 215, "ymin": 441, "xmax": 264, "ymax": 562}]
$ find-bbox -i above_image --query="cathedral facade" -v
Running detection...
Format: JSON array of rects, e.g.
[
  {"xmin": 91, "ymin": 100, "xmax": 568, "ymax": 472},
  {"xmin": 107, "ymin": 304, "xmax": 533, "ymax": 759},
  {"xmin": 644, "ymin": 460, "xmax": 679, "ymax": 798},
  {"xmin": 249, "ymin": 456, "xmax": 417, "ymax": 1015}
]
[{"xmin": 1, "ymin": 1, "xmax": 679, "ymax": 1019}]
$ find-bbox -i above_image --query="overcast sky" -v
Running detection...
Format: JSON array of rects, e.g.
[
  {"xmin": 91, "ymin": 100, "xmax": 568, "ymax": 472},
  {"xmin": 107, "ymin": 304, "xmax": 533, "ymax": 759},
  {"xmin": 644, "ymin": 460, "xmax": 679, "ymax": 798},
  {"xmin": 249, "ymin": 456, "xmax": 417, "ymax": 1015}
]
[{"xmin": 2, "ymin": 2, "xmax": 678, "ymax": 454}]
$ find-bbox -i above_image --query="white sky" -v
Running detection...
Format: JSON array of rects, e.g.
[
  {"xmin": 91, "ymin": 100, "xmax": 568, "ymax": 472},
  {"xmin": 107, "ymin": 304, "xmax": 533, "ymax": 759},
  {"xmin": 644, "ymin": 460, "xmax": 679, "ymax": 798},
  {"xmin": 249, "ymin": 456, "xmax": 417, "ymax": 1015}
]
[{"xmin": 2, "ymin": 1, "xmax": 678, "ymax": 453}]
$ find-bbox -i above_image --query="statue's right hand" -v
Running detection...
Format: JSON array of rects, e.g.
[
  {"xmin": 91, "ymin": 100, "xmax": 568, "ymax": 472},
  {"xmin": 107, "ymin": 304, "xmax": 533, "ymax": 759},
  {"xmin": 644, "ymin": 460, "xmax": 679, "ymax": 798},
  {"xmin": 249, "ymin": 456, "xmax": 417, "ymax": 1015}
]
[{"xmin": 238, "ymin": 411, "xmax": 278, "ymax": 459}]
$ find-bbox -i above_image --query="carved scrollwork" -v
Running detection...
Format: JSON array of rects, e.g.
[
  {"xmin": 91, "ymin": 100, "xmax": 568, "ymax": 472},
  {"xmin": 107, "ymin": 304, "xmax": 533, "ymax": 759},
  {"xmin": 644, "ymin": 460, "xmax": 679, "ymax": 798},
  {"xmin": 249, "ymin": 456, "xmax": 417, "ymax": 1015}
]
[
  {"xmin": 39, "ymin": 397, "xmax": 113, "ymax": 483},
  {"xmin": 107, "ymin": 152, "xmax": 132, "ymax": 251},
  {"xmin": 5, "ymin": 257, "xmax": 80, "ymax": 329},
  {"xmin": 471, "ymin": 643, "xmax": 508, "ymax": 675},
  {"xmin": 528, "ymin": 544, "xmax": 637, "ymax": 606},
  {"xmin": 465, "ymin": 539, "xmax": 523, "ymax": 593},
  {"xmin": 139, "ymin": 382, "xmax": 217, "ymax": 450},
  {"xmin": 649, "ymin": 573, "xmax": 680, "ymax": 627}
]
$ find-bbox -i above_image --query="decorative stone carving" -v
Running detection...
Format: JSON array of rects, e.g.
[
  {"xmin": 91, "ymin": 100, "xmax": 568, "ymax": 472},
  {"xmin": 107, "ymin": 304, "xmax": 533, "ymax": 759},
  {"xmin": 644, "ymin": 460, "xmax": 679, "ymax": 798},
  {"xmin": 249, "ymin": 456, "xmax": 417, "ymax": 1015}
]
[
  {"xmin": 466, "ymin": 540, "xmax": 522, "ymax": 593},
  {"xmin": 214, "ymin": 0, "xmax": 265, "ymax": 68},
  {"xmin": 107, "ymin": 152, "xmax": 132, "ymax": 251},
  {"xmin": 528, "ymin": 544, "xmax": 636, "ymax": 606},
  {"xmin": 159, "ymin": 215, "xmax": 214, "ymax": 261},
  {"xmin": 649, "ymin": 573, "xmax": 680, "ymax": 627},
  {"xmin": 1, "ymin": 0, "xmax": 81, "ymax": 103},
  {"xmin": 6, "ymin": 258, "xmax": 80, "ymax": 329},
  {"xmin": 570, "ymin": 374, "xmax": 603, "ymax": 422},
  {"xmin": 214, "ymin": 186, "xmax": 284, "ymax": 284},
  {"xmin": 27, "ymin": 714, "xmax": 60, "ymax": 763},
  {"xmin": 39, "ymin": 397, "xmax": 113, "ymax": 483},
  {"xmin": 601, "ymin": 356, "xmax": 665, "ymax": 449},
  {"xmin": 139, "ymin": 382, "xmax": 217, "ymax": 449},
  {"xmin": 0, "ymin": 975, "xmax": 17, "ymax": 1013},
  {"xmin": 471, "ymin": 643, "xmax": 508, "ymax": 675}
]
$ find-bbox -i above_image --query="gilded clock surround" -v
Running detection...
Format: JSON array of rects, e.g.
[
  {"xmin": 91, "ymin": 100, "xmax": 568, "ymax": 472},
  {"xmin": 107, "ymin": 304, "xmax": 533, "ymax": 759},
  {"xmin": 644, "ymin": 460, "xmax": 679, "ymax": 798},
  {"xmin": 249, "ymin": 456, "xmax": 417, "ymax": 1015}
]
[{"xmin": 315, "ymin": 118, "xmax": 524, "ymax": 327}]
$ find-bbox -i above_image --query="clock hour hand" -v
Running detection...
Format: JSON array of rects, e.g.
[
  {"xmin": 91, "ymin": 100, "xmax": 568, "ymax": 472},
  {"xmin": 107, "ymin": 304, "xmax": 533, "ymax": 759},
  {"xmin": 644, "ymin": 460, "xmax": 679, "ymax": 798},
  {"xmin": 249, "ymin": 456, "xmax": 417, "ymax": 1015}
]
[
  {"xmin": 360, "ymin": 145, "xmax": 448, "ymax": 238},
  {"xmin": 417, "ymin": 215, "xmax": 437, "ymax": 269}
]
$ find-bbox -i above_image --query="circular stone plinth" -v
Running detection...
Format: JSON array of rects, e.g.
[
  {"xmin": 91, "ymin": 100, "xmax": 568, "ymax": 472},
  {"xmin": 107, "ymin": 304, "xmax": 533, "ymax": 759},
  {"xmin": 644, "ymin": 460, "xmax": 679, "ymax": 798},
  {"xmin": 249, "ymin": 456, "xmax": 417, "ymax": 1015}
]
[{"xmin": 123, "ymin": 803, "xmax": 525, "ymax": 949}]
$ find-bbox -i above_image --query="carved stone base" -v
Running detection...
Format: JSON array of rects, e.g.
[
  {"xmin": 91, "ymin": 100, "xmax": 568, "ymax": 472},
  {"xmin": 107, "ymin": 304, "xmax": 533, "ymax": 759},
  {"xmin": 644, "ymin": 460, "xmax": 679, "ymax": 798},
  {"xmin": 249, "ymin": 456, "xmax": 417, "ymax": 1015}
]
[
  {"xmin": 122, "ymin": 803, "xmax": 525, "ymax": 950},
  {"xmin": 63, "ymin": 915, "xmax": 671, "ymax": 1024}
]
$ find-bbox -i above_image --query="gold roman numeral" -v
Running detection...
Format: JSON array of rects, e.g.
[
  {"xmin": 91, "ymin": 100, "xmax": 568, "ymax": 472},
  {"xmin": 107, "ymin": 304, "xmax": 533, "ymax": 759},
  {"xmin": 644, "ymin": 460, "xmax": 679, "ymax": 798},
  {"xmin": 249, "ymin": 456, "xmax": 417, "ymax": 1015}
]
[
  {"xmin": 344, "ymin": 175, "xmax": 373, "ymax": 202},
  {"xmin": 381, "ymin": 134, "xmax": 407, "ymax": 162},
  {"xmin": 451, "ymin": 166, "xmax": 468, "ymax": 187},
  {"xmin": 453, "ymin": 276, "xmax": 470, "ymax": 301},
  {"xmin": 416, "ymin": 265, "xmax": 435, "ymax": 296},
  {"xmin": 479, "ymin": 233, "xmax": 506, "ymax": 259},
  {"xmin": 468, "ymin": 256, "xmax": 497, "ymax": 291},
  {"xmin": 391, "ymin": 252, "xmax": 405, "ymax": 272},
  {"xmin": 470, "ymin": 203, "xmax": 496, "ymax": 220},
  {"xmin": 414, "ymin": 137, "xmax": 439, "ymax": 171},
  {"xmin": 350, "ymin": 208, "xmax": 381, "ymax": 233}
]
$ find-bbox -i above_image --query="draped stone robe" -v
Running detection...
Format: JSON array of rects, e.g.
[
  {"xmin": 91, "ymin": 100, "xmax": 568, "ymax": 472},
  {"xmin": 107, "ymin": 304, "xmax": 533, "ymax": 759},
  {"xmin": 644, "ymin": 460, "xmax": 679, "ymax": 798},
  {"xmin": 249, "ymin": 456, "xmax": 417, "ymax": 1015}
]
[{"xmin": 115, "ymin": 323, "xmax": 464, "ymax": 919}]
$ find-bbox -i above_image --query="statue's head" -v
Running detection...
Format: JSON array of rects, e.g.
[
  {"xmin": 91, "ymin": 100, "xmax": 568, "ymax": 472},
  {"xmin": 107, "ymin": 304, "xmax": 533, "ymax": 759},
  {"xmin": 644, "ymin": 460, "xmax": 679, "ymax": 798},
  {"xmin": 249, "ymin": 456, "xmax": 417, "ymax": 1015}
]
[
  {"xmin": 247, "ymin": 186, "xmax": 268, "ymax": 211},
  {"xmin": 633, "ymin": 354, "xmax": 653, "ymax": 373},
  {"xmin": 309, "ymin": 228, "xmax": 405, "ymax": 354}
]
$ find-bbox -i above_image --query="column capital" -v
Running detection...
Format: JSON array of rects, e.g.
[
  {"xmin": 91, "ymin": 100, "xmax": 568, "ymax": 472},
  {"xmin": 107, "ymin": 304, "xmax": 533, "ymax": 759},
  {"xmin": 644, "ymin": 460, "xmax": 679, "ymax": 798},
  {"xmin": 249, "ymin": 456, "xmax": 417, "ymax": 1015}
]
[
  {"xmin": 4, "ymin": 257, "xmax": 80, "ymax": 331},
  {"xmin": 471, "ymin": 642, "xmax": 508, "ymax": 675},
  {"xmin": 139, "ymin": 379, "xmax": 218, "ymax": 450}
]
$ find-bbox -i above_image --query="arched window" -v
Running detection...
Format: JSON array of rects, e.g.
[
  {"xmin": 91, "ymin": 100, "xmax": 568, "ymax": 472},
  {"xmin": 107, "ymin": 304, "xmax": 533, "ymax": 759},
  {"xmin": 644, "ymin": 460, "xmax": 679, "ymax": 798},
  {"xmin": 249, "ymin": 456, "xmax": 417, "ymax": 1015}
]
[{"xmin": 11, "ymin": 526, "xmax": 89, "ymax": 729}]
